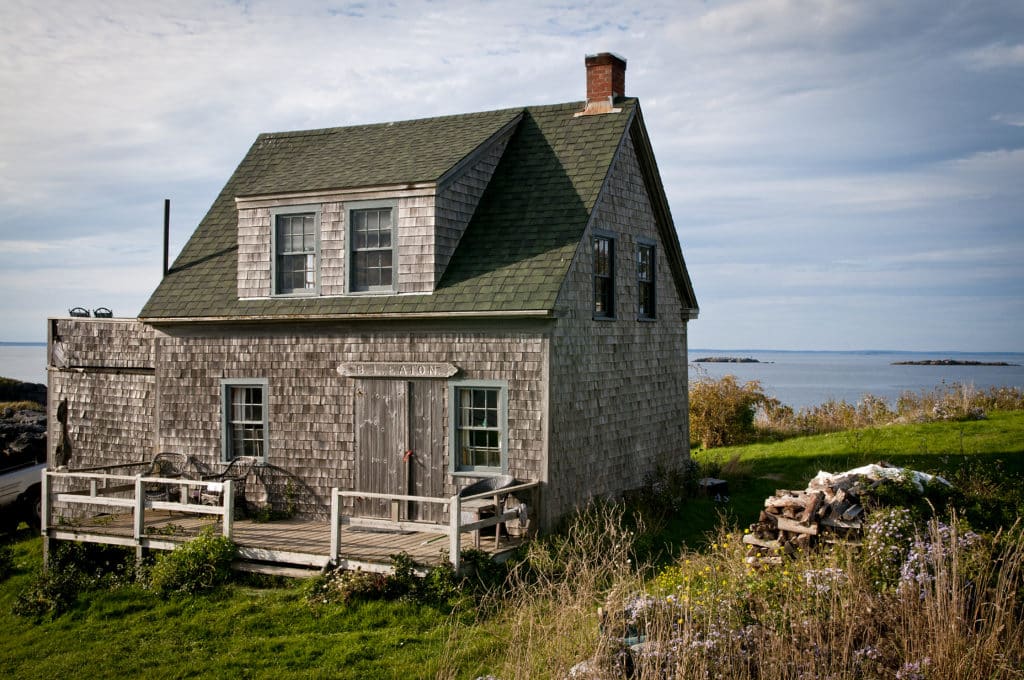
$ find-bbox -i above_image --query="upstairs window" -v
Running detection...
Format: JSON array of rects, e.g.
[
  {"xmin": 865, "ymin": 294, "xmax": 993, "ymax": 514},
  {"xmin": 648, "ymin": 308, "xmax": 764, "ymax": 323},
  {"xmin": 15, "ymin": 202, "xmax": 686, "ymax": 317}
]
[
  {"xmin": 350, "ymin": 205, "xmax": 395, "ymax": 293},
  {"xmin": 593, "ymin": 235, "xmax": 615, "ymax": 318},
  {"xmin": 221, "ymin": 379, "xmax": 268, "ymax": 462},
  {"xmin": 637, "ymin": 243, "xmax": 656, "ymax": 319},
  {"xmin": 273, "ymin": 207, "xmax": 319, "ymax": 295}
]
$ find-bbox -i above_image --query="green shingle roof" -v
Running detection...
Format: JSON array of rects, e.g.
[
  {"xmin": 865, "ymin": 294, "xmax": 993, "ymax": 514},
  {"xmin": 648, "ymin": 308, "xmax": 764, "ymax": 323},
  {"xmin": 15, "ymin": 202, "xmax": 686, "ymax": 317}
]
[{"xmin": 140, "ymin": 99, "xmax": 639, "ymax": 320}]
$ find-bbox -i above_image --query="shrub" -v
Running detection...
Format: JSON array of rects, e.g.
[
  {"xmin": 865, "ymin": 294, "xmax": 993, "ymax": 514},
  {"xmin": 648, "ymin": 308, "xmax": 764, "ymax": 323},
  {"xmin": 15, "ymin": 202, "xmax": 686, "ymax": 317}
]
[
  {"xmin": 12, "ymin": 564, "xmax": 84, "ymax": 620},
  {"xmin": 308, "ymin": 567, "xmax": 388, "ymax": 606},
  {"xmin": 148, "ymin": 527, "xmax": 236, "ymax": 597},
  {"xmin": 689, "ymin": 376, "xmax": 772, "ymax": 448}
]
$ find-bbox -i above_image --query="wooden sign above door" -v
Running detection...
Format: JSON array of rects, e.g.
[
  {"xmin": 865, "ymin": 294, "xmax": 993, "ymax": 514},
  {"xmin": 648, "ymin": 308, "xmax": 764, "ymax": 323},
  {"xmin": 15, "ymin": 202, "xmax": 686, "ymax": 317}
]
[{"xmin": 337, "ymin": 362, "xmax": 460, "ymax": 379}]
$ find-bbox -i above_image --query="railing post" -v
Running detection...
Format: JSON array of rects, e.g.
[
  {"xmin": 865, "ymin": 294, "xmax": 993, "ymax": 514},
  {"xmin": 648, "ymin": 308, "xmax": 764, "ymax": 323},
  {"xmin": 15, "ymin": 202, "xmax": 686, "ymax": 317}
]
[
  {"xmin": 41, "ymin": 471, "xmax": 51, "ymax": 569},
  {"xmin": 134, "ymin": 475, "xmax": 145, "ymax": 562},
  {"xmin": 222, "ymin": 479, "xmax": 234, "ymax": 539},
  {"xmin": 449, "ymin": 494, "xmax": 461, "ymax": 574},
  {"xmin": 330, "ymin": 488, "xmax": 341, "ymax": 563}
]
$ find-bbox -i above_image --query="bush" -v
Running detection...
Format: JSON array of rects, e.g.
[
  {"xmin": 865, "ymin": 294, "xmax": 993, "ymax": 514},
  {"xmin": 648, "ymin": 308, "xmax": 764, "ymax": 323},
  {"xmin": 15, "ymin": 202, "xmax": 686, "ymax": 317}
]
[
  {"xmin": 308, "ymin": 550, "xmax": 500, "ymax": 610},
  {"xmin": 12, "ymin": 565, "xmax": 83, "ymax": 620},
  {"xmin": 689, "ymin": 376, "xmax": 772, "ymax": 448},
  {"xmin": 148, "ymin": 527, "xmax": 236, "ymax": 597}
]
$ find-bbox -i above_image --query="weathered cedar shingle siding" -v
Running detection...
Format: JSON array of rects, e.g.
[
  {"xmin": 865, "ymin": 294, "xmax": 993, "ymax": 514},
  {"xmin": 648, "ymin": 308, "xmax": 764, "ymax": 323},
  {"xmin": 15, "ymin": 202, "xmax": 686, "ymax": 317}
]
[
  {"xmin": 48, "ymin": 320, "xmax": 156, "ymax": 470},
  {"xmin": 548, "ymin": 131, "xmax": 689, "ymax": 520},
  {"xmin": 152, "ymin": 325, "xmax": 548, "ymax": 512}
]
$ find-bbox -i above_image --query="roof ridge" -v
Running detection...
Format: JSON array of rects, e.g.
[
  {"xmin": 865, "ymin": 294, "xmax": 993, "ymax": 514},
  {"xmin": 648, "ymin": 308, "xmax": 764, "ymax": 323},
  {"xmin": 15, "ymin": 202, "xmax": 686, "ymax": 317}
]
[{"xmin": 258, "ymin": 105, "xmax": 528, "ymax": 140}]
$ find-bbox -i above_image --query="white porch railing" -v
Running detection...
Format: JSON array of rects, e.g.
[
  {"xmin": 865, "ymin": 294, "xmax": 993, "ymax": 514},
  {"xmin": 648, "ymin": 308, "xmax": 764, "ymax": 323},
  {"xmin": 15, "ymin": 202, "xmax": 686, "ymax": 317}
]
[
  {"xmin": 41, "ymin": 468, "xmax": 541, "ymax": 574},
  {"xmin": 42, "ymin": 470, "xmax": 235, "ymax": 560},
  {"xmin": 335, "ymin": 480, "xmax": 541, "ymax": 572}
]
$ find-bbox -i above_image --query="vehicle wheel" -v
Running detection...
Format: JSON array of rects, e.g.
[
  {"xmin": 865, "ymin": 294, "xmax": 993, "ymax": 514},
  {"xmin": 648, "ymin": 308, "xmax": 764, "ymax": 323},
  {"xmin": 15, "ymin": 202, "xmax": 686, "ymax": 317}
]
[{"xmin": 23, "ymin": 486, "xmax": 41, "ymax": 532}]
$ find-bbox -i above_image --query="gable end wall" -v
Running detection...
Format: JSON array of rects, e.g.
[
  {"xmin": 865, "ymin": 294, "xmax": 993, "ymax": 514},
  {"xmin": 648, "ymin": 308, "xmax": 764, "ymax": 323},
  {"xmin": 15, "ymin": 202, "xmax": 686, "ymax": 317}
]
[{"xmin": 548, "ymin": 131, "xmax": 690, "ymax": 520}]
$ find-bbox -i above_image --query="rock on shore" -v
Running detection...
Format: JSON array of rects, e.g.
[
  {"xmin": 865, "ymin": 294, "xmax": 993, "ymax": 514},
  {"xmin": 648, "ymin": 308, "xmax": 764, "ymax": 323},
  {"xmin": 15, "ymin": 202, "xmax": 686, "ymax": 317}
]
[{"xmin": 0, "ymin": 378, "xmax": 47, "ymax": 465}]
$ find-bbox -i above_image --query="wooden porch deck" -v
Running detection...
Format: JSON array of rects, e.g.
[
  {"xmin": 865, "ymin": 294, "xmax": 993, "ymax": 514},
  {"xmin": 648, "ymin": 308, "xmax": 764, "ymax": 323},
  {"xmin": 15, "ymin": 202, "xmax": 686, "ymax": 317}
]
[{"xmin": 50, "ymin": 510, "xmax": 526, "ymax": 576}]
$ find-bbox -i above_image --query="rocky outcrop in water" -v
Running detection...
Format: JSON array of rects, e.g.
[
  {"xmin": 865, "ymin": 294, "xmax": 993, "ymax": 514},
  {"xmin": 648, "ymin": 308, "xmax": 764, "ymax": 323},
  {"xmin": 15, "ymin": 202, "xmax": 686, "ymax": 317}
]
[
  {"xmin": 892, "ymin": 359, "xmax": 1019, "ymax": 366},
  {"xmin": 693, "ymin": 356, "xmax": 763, "ymax": 363}
]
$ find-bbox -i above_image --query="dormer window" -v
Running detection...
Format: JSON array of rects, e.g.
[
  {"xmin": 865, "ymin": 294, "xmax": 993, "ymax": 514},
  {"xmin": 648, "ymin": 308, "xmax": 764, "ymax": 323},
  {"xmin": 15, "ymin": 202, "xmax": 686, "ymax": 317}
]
[
  {"xmin": 348, "ymin": 200, "xmax": 397, "ymax": 293},
  {"xmin": 272, "ymin": 205, "xmax": 320, "ymax": 295}
]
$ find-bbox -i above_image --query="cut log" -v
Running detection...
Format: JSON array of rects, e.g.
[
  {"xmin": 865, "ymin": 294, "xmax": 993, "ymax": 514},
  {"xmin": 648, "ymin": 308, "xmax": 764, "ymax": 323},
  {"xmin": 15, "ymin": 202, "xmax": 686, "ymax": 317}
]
[
  {"xmin": 764, "ymin": 496, "xmax": 809, "ymax": 510},
  {"xmin": 800, "ymin": 491, "xmax": 823, "ymax": 523},
  {"xmin": 742, "ymin": 534, "xmax": 781, "ymax": 550},
  {"xmin": 775, "ymin": 516, "xmax": 819, "ymax": 536}
]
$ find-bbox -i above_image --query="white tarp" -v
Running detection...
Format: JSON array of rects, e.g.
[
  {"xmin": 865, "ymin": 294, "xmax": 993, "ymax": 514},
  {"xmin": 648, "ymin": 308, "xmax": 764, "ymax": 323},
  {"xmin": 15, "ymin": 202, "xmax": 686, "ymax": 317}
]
[{"xmin": 810, "ymin": 463, "xmax": 951, "ymax": 493}]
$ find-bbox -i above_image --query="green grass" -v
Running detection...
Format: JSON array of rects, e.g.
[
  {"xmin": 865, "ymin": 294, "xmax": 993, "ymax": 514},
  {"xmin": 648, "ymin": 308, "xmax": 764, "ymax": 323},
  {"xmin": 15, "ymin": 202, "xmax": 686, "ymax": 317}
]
[
  {"xmin": 654, "ymin": 410, "xmax": 1024, "ymax": 554},
  {"xmin": 2, "ymin": 411, "xmax": 1023, "ymax": 678},
  {"xmin": 0, "ymin": 535, "xmax": 501, "ymax": 679}
]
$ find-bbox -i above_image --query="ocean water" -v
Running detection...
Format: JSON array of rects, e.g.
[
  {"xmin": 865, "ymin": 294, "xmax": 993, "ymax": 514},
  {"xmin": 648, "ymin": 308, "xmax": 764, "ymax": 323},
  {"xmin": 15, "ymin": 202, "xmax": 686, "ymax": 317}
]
[
  {"xmin": 1, "ymin": 344, "xmax": 1022, "ymax": 411},
  {"xmin": 690, "ymin": 349, "xmax": 1024, "ymax": 410},
  {"xmin": 0, "ymin": 344, "xmax": 47, "ymax": 385}
]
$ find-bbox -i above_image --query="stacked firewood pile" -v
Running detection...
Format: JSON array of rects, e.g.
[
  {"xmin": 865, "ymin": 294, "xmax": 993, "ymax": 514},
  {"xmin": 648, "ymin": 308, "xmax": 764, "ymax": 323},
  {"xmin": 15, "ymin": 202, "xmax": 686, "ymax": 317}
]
[{"xmin": 742, "ymin": 464, "xmax": 949, "ymax": 563}]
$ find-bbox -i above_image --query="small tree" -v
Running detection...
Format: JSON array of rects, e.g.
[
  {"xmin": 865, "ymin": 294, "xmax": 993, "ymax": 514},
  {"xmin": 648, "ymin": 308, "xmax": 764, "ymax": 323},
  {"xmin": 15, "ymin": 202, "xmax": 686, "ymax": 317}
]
[{"xmin": 689, "ymin": 375, "xmax": 769, "ymax": 448}]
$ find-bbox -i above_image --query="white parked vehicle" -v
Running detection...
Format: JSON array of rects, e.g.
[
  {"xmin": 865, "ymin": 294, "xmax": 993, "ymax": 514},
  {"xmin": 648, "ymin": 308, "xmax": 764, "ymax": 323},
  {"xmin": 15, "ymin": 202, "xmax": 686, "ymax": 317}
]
[{"xmin": 0, "ymin": 453, "xmax": 45, "ymax": 533}]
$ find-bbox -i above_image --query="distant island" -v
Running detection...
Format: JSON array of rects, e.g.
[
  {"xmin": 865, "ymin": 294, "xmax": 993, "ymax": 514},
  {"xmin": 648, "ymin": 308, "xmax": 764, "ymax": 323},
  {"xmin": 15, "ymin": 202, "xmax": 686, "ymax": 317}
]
[
  {"xmin": 892, "ymin": 359, "xmax": 1020, "ymax": 367},
  {"xmin": 694, "ymin": 356, "xmax": 765, "ymax": 364}
]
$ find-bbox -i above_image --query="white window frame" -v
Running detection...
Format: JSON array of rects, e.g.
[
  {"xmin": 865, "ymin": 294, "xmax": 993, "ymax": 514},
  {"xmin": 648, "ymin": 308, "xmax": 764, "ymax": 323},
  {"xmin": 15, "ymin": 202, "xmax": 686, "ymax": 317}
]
[
  {"xmin": 449, "ymin": 379, "xmax": 508, "ymax": 476},
  {"xmin": 346, "ymin": 199, "xmax": 398, "ymax": 294},
  {"xmin": 271, "ymin": 204, "xmax": 321, "ymax": 297},
  {"xmin": 220, "ymin": 378, "xmax": 269, "ymax": 463}
]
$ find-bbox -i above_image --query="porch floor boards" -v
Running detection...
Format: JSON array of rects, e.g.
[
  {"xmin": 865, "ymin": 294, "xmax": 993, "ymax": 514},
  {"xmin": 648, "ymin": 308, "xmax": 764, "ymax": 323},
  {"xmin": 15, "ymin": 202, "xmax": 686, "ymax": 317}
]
[{"xmin": 59, "ymin": 511, "xmax": 522, "ymax": 570}]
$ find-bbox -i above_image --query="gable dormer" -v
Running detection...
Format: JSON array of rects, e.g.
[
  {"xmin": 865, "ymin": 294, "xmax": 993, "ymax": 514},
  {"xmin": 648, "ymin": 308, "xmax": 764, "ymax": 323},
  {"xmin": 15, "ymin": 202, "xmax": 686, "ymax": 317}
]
[{"xmin": 233, "ymin": 111, "xmax": 521, "ymax": 301}]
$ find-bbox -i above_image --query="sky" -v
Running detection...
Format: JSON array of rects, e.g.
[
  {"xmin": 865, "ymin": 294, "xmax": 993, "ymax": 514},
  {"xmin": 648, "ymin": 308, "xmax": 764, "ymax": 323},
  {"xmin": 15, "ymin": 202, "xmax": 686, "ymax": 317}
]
[{"xmin": 0, "ymin": 0, "xmax": 1022, "ymax": 351}]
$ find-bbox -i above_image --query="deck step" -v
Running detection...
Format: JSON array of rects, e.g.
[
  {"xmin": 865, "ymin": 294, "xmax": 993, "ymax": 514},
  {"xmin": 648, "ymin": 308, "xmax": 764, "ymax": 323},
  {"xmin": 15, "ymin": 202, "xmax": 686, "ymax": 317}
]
[{"xmin": 232, "ymin": 560, "xmax": 323, "ymax": 579}]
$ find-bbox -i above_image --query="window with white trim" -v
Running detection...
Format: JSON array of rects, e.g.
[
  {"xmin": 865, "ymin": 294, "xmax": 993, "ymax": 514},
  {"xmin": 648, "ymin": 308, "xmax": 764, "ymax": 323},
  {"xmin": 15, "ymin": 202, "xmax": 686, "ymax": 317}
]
[
  {"xmin": 450, "ymin": 382, "xmax": 507, "ymax": 473},
  {"xmin": 272, "ymin": 207, "xmax": 319, "ymax": 295},
  {"xmin": 221, "ymin": 379, "xmax": 268, "ymax": 461},
  {"xmin": 349, "ymin": 204, "xmax": 395, "ymax": 292}
]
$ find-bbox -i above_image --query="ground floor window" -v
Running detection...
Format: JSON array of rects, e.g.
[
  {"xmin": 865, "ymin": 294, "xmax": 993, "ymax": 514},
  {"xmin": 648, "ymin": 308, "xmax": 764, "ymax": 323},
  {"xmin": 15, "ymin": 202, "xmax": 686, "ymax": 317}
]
[
  {"xmin": 221, "ymin": 379, "xmax": 268, "ymax": 461},
  {"xmin": 450, "ymin": 381, "xmax": 507, "ymax": 473}
]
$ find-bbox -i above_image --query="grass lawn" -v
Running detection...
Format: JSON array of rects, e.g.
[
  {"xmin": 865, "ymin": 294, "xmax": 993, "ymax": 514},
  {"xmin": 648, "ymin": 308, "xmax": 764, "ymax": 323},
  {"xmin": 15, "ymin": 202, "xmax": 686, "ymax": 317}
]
[
  {"xmin": 653, "ymin": 410, "xmax": 1024, "ymax": 554},
  {"xmin": 2, "ymin": 411, "xmax": 1022, "ymax": 678},
  {"xmin": 0, "ymin": 535, "xmax": 501, "ymax": 679}
]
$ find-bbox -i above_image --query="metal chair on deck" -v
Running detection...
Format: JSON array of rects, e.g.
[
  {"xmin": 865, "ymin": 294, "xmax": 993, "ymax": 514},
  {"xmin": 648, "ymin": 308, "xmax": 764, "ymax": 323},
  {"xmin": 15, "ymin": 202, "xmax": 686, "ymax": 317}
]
[
  {"xmin": 198, "ymin": 458, "xmax": 252, "ymax": 517},
  {"xmin": 142, "ymin": 452, "xmax": 188, "ymax": 502},
  {"xmin": 459, "ymin": 475, "xmax": 519, "ymax": 549}
]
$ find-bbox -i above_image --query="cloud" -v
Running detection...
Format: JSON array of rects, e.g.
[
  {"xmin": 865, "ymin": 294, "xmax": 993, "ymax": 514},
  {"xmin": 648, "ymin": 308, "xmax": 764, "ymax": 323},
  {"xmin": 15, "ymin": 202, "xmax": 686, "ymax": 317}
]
[
  {"xmin": 0, "ymin": 0, "xmax": 1022, "ymax": 350},
  {"xmin": 962, "ymin": 42, "xmax": 1024, "ymax": 69}
]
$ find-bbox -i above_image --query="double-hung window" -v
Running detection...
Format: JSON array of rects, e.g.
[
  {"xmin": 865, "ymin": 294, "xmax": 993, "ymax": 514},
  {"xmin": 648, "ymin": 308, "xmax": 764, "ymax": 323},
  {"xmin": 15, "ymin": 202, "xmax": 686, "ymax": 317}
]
[
  {"xmin": 221, "ymin": 379, "xmax": 268, "ymax": 462},
  {"xmin": 272, "ymin": 207, "xmax": 319, "ymax": 295},
  {"xmin": 450, "ymin": 381, "xmax": 507, "ymax": 473},
  {"xmin": 349, "ymin": 202, "xmax": 396, "ymax": 293},
  {"xmin": 593, "ymin": 234, "xmax": 615, "ymax": 318},
  {"xmin": 637, "ymin": 242, "xmax": 656, "ymax": 320}
]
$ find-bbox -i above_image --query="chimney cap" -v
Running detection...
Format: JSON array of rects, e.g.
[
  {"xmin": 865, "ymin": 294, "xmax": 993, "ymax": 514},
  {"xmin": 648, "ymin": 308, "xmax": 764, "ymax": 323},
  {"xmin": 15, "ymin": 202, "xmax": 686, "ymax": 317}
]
[{"xmin": 585, "ymin": 52, "xmax": 627, "ymax": 67}]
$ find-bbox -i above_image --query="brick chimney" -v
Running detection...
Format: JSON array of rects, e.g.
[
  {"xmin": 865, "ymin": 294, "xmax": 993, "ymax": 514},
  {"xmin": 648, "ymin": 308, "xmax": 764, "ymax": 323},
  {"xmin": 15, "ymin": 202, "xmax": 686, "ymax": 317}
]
[{"xmin": 580, "ymin": 52, "xmax": 626, "ymax": 116}]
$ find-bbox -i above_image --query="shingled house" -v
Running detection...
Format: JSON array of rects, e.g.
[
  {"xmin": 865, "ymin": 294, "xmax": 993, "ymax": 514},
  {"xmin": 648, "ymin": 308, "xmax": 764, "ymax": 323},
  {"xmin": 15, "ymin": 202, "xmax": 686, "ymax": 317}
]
[{"xmin": 48, "ymin": 53, "xmax": 698, "ymax": 531}]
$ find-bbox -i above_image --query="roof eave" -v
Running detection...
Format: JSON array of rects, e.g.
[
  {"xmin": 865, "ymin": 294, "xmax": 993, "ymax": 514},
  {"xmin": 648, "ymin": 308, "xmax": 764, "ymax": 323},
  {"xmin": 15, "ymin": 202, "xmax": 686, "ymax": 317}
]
[{"xmin": 138, "ymin": 309, "xmax": 556, "ymax": 325}]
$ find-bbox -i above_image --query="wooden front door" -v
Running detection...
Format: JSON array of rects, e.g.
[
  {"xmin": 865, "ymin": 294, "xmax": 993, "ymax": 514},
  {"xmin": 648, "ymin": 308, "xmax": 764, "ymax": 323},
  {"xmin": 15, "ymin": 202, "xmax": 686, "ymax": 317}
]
[{"xmin": 354, "ymin": 380, "xmax": 445, "ymax": 520}]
